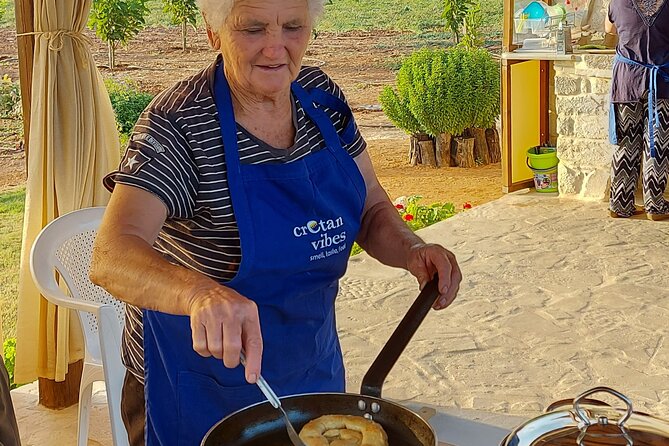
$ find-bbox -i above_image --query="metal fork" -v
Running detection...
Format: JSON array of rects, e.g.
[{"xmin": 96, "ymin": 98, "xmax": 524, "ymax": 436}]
[{"xmin": 240, "ymin": 352, "xmax": 307, "ymax": 446}]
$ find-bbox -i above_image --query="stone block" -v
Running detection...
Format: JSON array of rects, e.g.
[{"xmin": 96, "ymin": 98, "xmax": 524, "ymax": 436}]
[
  {"xmin": 573, "ymin": 115, "xmax": 610, "ymax": 139},
  {"xmin": 581, "ymin": 78, "xmax": 591, "ymax": 94},
  {"xmin": 558, "ymin": 164, "xmax": 583, "ymax": 195},
  {"xmin": 583, "ymin": 55, "xmax": 615, "ymax": 71},
  {"xmin": 557, "ymin": 136, "xmax": 614, "ymax": 166},
  {"xmin": 581, "ymin": 169, "xmax": 611, "ymax": 200},
  {"xmin": 556, "ymin": 95, "xmax": 608, "ymax": 115},
  {"xmin": 591, "ymin": 78, "xmax": 611, "ymax": 95},
  {"xmin": 557, "ymin": 116, "xmax": 574, "ymax": 136},
  {"xmin": 555, "ymin": 76, "xmax": 581, "ymax": 96}
]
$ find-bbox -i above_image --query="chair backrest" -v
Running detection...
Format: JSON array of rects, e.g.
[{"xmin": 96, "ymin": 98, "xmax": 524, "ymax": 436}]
[{"xmin": 30, "ymin": 207, "xmax": 125, "ymax": 362}]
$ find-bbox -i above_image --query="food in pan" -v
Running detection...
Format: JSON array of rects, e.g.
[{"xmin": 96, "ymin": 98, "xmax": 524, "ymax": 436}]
[{"xmin": 299, "ymin": 414, "xmax": 389, "ymax": 446}]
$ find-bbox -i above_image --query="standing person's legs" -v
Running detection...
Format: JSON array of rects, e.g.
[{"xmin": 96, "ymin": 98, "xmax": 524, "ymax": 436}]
[
  {"xmin": 642, "ymin": 98, "xmax": 669, "ymax": 217},
  {"xmin": 610, "ymin": 101, "xmax": 645, "ymax": 217},
  {"xmin": 0, "ymin": 361, "xmax": 20, "ymax": 446}
]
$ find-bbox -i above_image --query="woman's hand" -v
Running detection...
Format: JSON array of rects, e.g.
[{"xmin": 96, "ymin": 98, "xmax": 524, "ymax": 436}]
[
  {"xmin": 406, "ymin": 243, "xmax": 461, "ymax": 310},
  {"xmin": 187, "ymin": 285, "xmax": 263, "ymax": 383}
]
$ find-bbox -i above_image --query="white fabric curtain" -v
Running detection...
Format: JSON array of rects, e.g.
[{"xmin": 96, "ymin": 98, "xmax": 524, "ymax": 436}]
[{"xmin": 14, "ymin": 0, "xmax": 120, "ymax": 383}]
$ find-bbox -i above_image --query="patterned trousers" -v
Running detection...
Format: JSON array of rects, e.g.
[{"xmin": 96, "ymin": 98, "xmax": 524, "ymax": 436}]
[{"xmin": 610, "ymin": 98, "xmax": 669, "ymax": 217}]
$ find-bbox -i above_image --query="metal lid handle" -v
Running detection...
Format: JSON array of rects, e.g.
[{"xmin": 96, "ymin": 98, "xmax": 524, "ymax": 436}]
[{"xmin": 574, "ymin": 386, "xmax": 634, "ymax": 427}]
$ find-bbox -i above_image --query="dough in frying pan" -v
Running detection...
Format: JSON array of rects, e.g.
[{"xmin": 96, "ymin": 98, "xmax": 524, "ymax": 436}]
[{"xmin": 298, "ymin": 414, "xmax": 389, "ymax": 446}]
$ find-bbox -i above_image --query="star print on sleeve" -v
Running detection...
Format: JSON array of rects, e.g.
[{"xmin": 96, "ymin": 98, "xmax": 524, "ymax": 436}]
[{"xmin": 121, "ymin": 147, "xmax": 152, "ymax": 175}]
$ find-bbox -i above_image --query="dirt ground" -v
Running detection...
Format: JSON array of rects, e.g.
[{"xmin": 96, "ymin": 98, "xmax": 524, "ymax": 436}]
[{"xmin": 0, "ymin": 27, "xmax": 502, "ymax": 207}]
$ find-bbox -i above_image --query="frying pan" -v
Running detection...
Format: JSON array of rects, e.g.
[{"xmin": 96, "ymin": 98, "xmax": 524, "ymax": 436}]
[{"xmin": 201, "ymin": 278, "xmax": 442, "ymax": 446}]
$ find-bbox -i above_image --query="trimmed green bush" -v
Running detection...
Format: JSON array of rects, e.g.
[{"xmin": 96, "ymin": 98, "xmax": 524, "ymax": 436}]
[
  {"xmin": 381, "ymin": 46, "xmax": 499, "ymax": 137},
  {"xmin": 105, "ymin": 78, "xmax": 154, "ymax": 135},
  {"xmin": 379, "ymin": 86, "xmax": 425, "ymax": 137}
]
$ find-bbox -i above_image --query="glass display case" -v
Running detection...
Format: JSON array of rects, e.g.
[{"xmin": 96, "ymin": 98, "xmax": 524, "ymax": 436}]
[{"xmin": 512, "ymin": 0, "xmax": 586, "ymax": 52}]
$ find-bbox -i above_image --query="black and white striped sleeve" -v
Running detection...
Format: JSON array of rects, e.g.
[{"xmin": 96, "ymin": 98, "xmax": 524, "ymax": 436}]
[{"xmin": 104, "ymin": 106, "xmax": 199, "ymax": 220}]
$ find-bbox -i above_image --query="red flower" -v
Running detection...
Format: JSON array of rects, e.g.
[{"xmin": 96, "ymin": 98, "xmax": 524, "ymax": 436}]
[
  {"xmin": 404, "ymin": 214, "xmax": 414, "ymax": 221},
  {"xmin": 463, "ymin": 202, "xmax": 472, "ymax": 209},
  {"xmin": 395, "ymin": 204, "xmax": 404, "ymax": 210}
]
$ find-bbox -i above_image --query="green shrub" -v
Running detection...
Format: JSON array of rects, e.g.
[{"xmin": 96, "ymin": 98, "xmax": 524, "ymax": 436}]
[
  {"xmin": 396, "ymin": 195, "xmax": 457, "ymax": 231},
  {"xmin": 379, "ymin": 86, "xmax": 425, "ymax": 137},
  {"xmin": 0, "ymin": 75, "xmax": 21, "ymax": 119},
  {"xmin": 381, "ymin": 47, "xmax": 499, "ymax": 137},
  {"xmin": 3, "ymin": 338, "xmax": 16, "ymax": 390},
  {"xmin": 105, "ymin": 78, "xmax": 154, "ymax": 135}
]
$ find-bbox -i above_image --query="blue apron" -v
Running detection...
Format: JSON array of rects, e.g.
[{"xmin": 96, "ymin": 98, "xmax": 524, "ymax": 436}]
[
  {"xmin": 609, "ymin": 54, "xmax": 669, "ymax": 157},
  {"xmin": 142, "ymin": 62, "xmax": 367, "ymax": 446}
]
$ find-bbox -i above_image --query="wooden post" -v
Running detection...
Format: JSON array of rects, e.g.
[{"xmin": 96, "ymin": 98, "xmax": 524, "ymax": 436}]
[
  {"xmin": 38, "ymin": 360, "xmax": 83, "ymax": 409},
  {"xmin": 486, "ymin": 128, "xmax": 501, "ymax": 163},
  {"xmin": 14, "ymin": 0, "xmax": 34, "ymax": 167},
  {"xmin": 435, "ymin": 133, "xmax": 452, "ymax": 167},
  {"xmin": 471, "ymin": 127, "xmax": 490, "ymax": 165}
]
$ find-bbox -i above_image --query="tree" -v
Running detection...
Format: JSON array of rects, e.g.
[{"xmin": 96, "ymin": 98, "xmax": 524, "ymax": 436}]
[
  {"xmin": 462, "ymin": 2, "xmax": 484, "ymax": 49},
  {"xmin": 162, "ymin": 0, "xmax": 198, "ymax": 51},
  {"xmin": 443, "ymin": 0, "xmax": 472, "ymax": 44},
  {"xmin": 89, "ymin": 0, "xmax": 149, "ymax": 70}
]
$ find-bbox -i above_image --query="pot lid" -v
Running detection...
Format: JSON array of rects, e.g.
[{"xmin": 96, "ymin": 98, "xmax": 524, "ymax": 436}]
[{"xmin": 501, "ymin": 387, "xmax": 669, "ymax": 446}]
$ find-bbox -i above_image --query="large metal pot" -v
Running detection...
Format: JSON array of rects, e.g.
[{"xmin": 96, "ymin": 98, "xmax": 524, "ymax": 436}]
[
  {"xmin": 201, "ymin": 279, "xmax": 442, "ymax": 446},
  {"xmin": 501, "ymin": 387, "xmax": 669, "ymax": 445}
]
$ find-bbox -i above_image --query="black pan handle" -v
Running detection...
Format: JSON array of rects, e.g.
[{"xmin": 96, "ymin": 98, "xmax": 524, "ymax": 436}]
[{"xmin": 360, "ymin": 277, "xmax": 441, "ymax": 398}]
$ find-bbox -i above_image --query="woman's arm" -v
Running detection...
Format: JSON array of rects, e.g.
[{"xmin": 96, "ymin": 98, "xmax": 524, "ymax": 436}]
[
  {"xmin": 354, "ymin": 152, "xmax": 461, "ymax": 310},
  {"xmin": 90, "ymin": 184, "xmax": 263, "ymax": 381}
]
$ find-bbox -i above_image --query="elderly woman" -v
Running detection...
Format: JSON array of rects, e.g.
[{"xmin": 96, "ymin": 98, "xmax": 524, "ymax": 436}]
[{"xmin": 91, "ymin": 0, "xmax": 461, "ymax": 445}]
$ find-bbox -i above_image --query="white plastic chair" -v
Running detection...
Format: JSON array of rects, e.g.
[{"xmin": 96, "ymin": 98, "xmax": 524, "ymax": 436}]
[{"xmin": 29, "ymin": 206, "xmax": 129, "ymax": 446}]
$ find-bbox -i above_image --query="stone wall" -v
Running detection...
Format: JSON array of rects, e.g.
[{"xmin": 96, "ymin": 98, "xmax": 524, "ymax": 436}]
[{"xmin": 554, "ymin": 54, "xmax": 614, "ymax": 200}]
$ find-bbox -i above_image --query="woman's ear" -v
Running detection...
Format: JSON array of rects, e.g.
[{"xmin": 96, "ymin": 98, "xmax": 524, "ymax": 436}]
[
  {"xmin": 202, "ymin": 12, "xmax": 221, "ymax": 50},
  {"xmin": 206, "ymin": 26, "xmax": 221, "ymax": 50}
]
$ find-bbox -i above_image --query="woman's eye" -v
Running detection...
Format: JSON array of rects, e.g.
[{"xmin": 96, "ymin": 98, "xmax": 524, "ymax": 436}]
[
  {"xmin": 285, "ymin": 25, "xmax": 303, "ymax": 32},
  {"xmin": 244, "ymin": 28, "xmax": 263, "ymax": 34}
]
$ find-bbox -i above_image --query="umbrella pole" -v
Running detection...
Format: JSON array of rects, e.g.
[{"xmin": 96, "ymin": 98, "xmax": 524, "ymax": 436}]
[{"xmin": 14, "ymin": 0, "xmax": 34, "ymax": 168}]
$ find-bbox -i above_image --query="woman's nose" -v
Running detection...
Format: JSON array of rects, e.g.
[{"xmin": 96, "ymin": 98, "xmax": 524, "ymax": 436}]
[{"xmin": 261, "ymin": 31, "xmax": 288, "ymax": 58}]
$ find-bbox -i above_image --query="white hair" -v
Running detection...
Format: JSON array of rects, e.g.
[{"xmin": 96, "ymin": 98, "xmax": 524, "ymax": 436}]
[{"xmin": 197, "ymin": 0, "xmax": 326, "ymax": 30}]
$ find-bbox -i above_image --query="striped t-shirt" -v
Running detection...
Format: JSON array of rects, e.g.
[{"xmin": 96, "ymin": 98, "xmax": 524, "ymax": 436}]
[{"xmin": 104, "ymin": 59, "xmax": 367, "ymax": 383}]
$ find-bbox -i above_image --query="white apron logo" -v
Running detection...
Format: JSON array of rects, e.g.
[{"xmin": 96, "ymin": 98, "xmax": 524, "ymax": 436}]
[{"xmin": 293, "ymin": 217, "xmax": 347, "ymax": 260}]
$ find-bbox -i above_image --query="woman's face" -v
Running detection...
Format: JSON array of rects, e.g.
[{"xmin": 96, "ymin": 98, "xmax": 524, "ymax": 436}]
[{"xmin": 214, "ymin": 0, "xmax": 312, "ymax": 99}]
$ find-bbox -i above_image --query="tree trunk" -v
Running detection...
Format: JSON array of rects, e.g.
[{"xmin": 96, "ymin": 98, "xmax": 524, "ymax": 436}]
[
  {"xmin": 485, "ymin": 127, "xmax": 501, "ymax": 163},
  {"xmin": 182, "ymin": 20, "xmax": 187, "ymax": 51},
  {"xmin": 435, "ymin": 133, "xmax": 452, "ymax": 167},
  {"xmin": 108, "ymin": 41, "xmax": 115, "ymax": 70},
  {"xmin": 471, "ymin": 127, "xmax": 490, "ymax": 165},
  {"xmin": 454, "ymin": 136, "xmax": 475, "ymax": 168}
]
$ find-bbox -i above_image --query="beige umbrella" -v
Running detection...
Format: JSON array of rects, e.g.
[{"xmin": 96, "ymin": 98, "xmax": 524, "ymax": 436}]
[{"xmin": 14, "ymin": 0, "xmax": 120, "ymax": 384}]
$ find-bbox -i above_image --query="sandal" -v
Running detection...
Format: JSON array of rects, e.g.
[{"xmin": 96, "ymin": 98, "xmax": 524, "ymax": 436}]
[
  {"xmin": 609, "ymin": 207, "xmax": 646, "ymax": 218},
  {"xmin": 647, "ymin": 213, "xmax": 669, "ymax": 221}
]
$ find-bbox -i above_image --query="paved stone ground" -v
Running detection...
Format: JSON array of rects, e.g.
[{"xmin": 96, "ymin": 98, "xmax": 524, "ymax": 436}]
[{"xmin": 11, "ymin": 191, "xmax": 669, "ymax": 445}]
